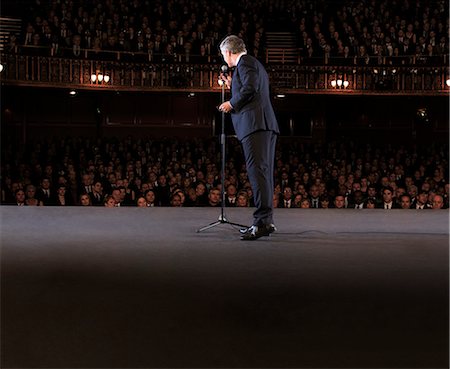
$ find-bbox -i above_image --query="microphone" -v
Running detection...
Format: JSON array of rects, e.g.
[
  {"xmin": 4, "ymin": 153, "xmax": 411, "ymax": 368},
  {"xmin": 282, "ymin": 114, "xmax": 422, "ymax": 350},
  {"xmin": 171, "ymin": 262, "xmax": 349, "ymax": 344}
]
[{"xmin": 221, "ymin": 64, "xmax": 228, "ymax": 76}]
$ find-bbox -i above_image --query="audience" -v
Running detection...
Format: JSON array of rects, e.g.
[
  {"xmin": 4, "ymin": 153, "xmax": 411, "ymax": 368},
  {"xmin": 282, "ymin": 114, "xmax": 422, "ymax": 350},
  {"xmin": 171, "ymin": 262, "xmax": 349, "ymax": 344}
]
[
  {"xmin": 6, "ymin": 0, "xmax": 446, "ymax": 66},
  {"xmin": 1, "ymin": 136, "xmax": 447, "ymax": 209}
]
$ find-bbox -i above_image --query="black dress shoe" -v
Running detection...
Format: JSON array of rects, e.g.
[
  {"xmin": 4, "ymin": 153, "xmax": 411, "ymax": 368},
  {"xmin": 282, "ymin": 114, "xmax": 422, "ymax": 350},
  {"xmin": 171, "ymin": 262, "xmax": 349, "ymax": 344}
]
[
  {"xmin": 240, "ymin": 223, "xmax": 277, "ymax": 235},
  {"xmin": 240, "ymin": 224, "xmax": 277, "ymax": 241}
]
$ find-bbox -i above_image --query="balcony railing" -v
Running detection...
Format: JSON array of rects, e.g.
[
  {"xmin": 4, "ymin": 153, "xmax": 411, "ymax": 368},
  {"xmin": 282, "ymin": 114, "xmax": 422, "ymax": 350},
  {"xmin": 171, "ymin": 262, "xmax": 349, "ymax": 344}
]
[{"xmin": 1, "ymin": 46, "xmax": 449, "ymax": 95}]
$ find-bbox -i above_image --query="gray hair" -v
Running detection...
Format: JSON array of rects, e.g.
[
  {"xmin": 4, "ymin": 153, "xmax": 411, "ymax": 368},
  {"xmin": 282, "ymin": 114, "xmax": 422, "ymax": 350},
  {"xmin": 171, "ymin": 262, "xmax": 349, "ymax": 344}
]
[{"xmin": 219, "ymin": 35, "xmax": 247, "ymax": 54}]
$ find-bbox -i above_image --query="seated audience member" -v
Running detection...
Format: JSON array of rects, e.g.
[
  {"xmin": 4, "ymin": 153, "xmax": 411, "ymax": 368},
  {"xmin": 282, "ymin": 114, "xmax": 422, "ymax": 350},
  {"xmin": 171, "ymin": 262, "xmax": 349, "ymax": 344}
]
[
  {"xmin": 365, "ymin": 198, "xmax": 376, "ymax": 209},
  {"xmin": 225, "ymin": 184, "xmax": 238, "ymax": 206},
  {"xmin": 319, "ymin": 195, "xmax": 331, "ymax": 209},
  {"xmin": 431, "ymin": 194, "xmax": 445, "ymax": 210},
  {"xmin": 15, "ymin": 189, "xmax": 26, "ymax": 206},
  {"xmin": 293, "ymin": 193, "xmax": 303, "ymax": 208},
  {"xmin": 144, "ymin": 189, "xmax": 157, "ymax": 207},
  {"xmin": 246, "ymin": 186, "xmax": 255, "ymax": 207},
  {"xmin": 55, "ymin": 184, "xmax": 73, "ymax": 206},
  {"xmin": 334, "ymin": 195, "xmax": 346, "ymax": 209},
  {"xmin": 111, "ymin": 188, "xmax": 123, "ymax": 207},
  {"xmin": 104, "ymin": 196, "xmax": 116, "ymax": 208},
  {"xmin": 79, "ymin": 193, "xmax": 92, "ymax": 206},
  {"xmin": 378, "ymin": 186, "xmax": 400, "ymax": 209},
  {"xmin": 236, "ymin": 191, "xmax": 249, "ymax": 207},
  {"xmin": 300, "ymin": 199, "xmax": 311, "ymax": 208},
  {"xmin": 122, "ymin": 178, "xmax": 136, "ymax": 205},
  {"xmin": 279, "ymin": 187, "xmax": 294, "ymax": 208},
  {"xmin": 156, "ymin": 174, "xmax": 171, "ymax": 206},
  {"xmin": 399, "ymin": 194, "xmax": 412, "ymax": 209},
  {"xmin": 90, "ymin": 181, "xmax": 104, "ymax": 206},
  {"xmin": 412, "ymin": 191, "xmax": 431, "ymax": 209},
  {"xmin": 308, "ymin": 185, "xmax": 321, "ymax": 208},
  {"xmin": 170, "ymin": 193, "xmax": 183, "ymax": 207},
  {"xmin": 194, "ymin": 182, "xmax": 208, "ymax": 206},
  {"xmin": 366, "ymin": 184, "xmax": 380, "ymax": 206},
  {"xmin": 37, "ymin": 177, "xmax": 56, "ymax": 205},
  {"xmin": 136, "ymin": 196, "xmax": 147, "ymax": 207},
  {"xmin": 184, "ymin": 187, "xmax": 197, "ymax": 207},
  {"xmin": 207, "ymin": 187, "xmax": 221, "ymax": 207},
  {"xmin": 25, "ymin": 184, "xmax": 43, "ymax": 206},
  {"xmin": 350, "ymin": 190, "xmax": 365, "ymax": 209},
  {"xmin": 172, "ymin": 189, "xmax": 186, "ymax": 206}
]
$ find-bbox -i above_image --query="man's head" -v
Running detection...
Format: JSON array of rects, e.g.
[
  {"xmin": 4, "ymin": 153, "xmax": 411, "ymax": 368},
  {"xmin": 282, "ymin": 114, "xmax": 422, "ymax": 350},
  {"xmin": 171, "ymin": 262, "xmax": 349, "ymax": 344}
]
[
  {"xmin": 145, "ymin": 189, "xmax": 156, "ymax": 204},
  {"xmin": 208, "ymin": 188, "xmax": 221, "ymax": 206},
  {"xmin": 309, "ymin": 185, "xmax": 320, "ymax": 199},
  {"xmin": 112, "ymin": 189, "xmax": 122, "ymax": 202},
  {"xmin": 353, "ymin": 190, "xmax": 364, "ymax": 205},
  {"xmin": 41, "ymin": 178, "xmax": 51, "ymax": 189},
  {"xmin": 219, "ymin": 35, "xmax": 247, "ymax": 67},
  {"xmin": 283, "ymin": 187, "xmax": 292, "ymax": 201},
  {"xmin": 416, "ymin": 191, "xmax": 428, "ymax": 206},
  {"xmin": 432, "ymin": 194, "xmax": 444, "ymax": 209},
  {"xmin": 226, "ymin": 184, "xmax": 237, "ymax": 196},
  {"xmin": 400, "ymin": 194, "xmax": 412, "ymax": 209},
  {"xmin": 334, "ymin": 195, "xmax": 345, "ymax": 208},
  {"xmin": 382, "ymin": 186, "xmax": 394, "ymax": 204}
]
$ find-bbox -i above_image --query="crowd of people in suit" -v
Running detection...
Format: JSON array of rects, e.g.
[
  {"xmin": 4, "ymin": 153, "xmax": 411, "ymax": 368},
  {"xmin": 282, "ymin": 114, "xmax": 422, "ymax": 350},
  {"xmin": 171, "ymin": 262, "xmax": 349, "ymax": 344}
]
[
  {"xmin": 1, "ymin": 136, "xmax": 448, "ymax": 210},
  {"xmin": 5, "ymin": 0, "xmax": 448, "ymax": 65}
]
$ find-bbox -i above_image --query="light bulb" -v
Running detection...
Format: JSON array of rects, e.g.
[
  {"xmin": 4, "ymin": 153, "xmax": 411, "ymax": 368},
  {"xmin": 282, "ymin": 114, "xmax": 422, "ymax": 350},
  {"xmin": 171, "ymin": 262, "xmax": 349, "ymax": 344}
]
[
  {"xmin": 98, "ymin": 74, "xmax": 104, "ymax": 82},
  {"xmin": 104, "ymin": 75, "xmax": 110, "ymax": 83},
  {"xmin": 337, "ymin": 79, "xmax": 343, "ymax": 87},
  {"xmin": 343, "ymin": 80, "xmax": 349, "ymax": 88},
  {"xmin": 91, "ymin": 74, "xmax": 97, "ymax": 82},
  {"xmin": 331, "ymin": 80, "xmax": 337, "ymax": 87}
]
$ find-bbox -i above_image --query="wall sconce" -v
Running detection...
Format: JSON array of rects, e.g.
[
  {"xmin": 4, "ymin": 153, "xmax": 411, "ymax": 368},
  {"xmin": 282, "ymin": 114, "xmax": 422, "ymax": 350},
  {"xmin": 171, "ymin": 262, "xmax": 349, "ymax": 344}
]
[
  {"xmin": 330, "ymin": 78, "xmax": 349, "ymax": 89},
  {"xmin": 91, "ymin": 72, "xmax": 110, "ymax": 84}
]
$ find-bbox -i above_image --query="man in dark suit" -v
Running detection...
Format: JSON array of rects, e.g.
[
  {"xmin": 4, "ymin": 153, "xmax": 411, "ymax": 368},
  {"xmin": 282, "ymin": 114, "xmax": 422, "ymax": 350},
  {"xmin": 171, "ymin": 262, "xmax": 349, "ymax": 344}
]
[
  {"xmin": 37, "ymin": 177, "xmax": 56, "ymax": 206},
  {"xmin": 377, "ymin": 186, "xmax": 401, "ymax": 209},
  {"xmin": 279, "ymin": 187, "xmax": 294, "ymax": 208},
  {"xmin": 218, "ymin": 35, "xmax": 280, "ymax": 240}
]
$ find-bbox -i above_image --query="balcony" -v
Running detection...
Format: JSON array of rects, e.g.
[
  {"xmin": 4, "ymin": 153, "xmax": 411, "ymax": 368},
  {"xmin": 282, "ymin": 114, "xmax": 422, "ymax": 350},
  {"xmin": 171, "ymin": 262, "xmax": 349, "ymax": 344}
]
[{"xmin": 1, "ymin": 46, "xmax": 449, "ymax": 95}]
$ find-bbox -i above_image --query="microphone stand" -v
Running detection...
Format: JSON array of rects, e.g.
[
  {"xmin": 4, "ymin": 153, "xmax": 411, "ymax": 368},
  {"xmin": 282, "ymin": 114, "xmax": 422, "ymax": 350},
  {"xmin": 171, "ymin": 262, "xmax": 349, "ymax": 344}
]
[{"xmin": 197, "ymin": 77, "xmax": 249, "ymax": 233}]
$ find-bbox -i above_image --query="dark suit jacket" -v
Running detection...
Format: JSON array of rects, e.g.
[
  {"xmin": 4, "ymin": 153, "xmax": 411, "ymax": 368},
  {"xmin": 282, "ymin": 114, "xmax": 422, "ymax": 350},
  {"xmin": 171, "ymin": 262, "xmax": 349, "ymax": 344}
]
[
  {"xmin": 37, "ymin": 188, "xmax": 56, "ymax": 206},
  {"xmin": 278, "ymin": 197, "xmax": 294, "ymax": 208},
  {"xmin": 229, "ymin": 54, "xmax": 279, "ymax": 141},
  {"xmin": 377, "ymin": 202, "xmax": 401, "ymax": 209}
]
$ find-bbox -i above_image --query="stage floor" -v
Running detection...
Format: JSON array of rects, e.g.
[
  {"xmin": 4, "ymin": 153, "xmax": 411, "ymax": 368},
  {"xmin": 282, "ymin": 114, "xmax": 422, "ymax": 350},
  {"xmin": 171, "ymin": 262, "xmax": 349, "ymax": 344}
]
[{"xmin": 1, "ymin": 207, "xmax": 449, "ymax": 368}]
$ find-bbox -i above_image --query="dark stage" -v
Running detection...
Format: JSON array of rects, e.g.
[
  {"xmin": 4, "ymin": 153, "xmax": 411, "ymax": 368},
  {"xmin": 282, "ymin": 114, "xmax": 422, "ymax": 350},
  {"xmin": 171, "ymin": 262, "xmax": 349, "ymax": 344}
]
[{"xmin": 1, "ymin": 207, "xmax": 449, "ymax": 368}]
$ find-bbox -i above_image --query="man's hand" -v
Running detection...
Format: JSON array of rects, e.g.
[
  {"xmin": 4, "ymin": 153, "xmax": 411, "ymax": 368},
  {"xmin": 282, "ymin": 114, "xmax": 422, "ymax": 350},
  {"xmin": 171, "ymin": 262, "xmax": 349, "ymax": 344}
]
[
  {"xmin": 218, "ymin": 101, "xmax": 233, "ymax": 113},
  {"xmin": 219, "ymin": 73, "xmax": 232, "ymax": 89}
]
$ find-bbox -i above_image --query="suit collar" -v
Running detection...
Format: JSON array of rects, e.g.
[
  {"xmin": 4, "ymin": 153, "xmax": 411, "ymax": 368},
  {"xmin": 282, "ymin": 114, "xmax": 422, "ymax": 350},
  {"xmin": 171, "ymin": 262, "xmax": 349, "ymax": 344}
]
[{"xmin": 235, "ymin": 51, "xmax": 247, "ymax": 66}]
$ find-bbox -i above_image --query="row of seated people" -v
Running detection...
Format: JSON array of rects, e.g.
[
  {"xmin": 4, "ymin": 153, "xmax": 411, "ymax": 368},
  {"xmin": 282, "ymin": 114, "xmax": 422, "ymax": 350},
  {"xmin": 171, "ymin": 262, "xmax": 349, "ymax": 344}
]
[
  {"xmin": 2, "ymin": 162, "xmax": 449, "ymax": 209},
  {"xmin": 1, "ymin": 136, "xmax": 448, "ymax": 210},
  {"xmin": 6, "ymin": 180, "xmax": 447, "ymax": 210},
  {"xmin": 8, "ymin": 36, "xmax": 446, "ymax": 67},
  {"xmin": 6, "ymin": 0, "xmax": 447, "ymax": 66}
]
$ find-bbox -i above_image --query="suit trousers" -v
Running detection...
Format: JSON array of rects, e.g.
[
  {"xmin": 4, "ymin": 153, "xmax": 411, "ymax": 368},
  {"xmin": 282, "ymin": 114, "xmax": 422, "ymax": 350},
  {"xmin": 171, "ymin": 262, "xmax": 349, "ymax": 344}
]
[{"xmin": 241, "ymin": 130, "xmax": 277, "ymax": 226}]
